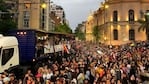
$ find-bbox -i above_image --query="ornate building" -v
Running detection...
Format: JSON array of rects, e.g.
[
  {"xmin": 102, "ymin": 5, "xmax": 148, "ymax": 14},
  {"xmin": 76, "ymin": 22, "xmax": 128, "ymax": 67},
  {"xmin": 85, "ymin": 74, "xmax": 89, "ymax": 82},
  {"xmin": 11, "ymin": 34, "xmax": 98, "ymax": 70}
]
[
  {"xmin": 86, "ymin": 0, "xmax": 149, "ymax": 45},
  {"xmin": 86, "ymin": 14, "xmax": 96, "ymax": 41}
]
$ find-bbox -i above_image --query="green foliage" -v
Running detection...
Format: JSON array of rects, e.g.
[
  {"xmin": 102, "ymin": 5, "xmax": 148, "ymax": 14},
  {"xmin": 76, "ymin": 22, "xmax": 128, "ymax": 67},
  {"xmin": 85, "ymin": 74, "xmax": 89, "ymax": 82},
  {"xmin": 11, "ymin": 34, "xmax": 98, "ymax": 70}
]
[
  {"xmin": 92, "ymin": 25, "xmax": 101, "ymax": 42},
  {"xmin": 138, "ymin": 14, "xmax": 149, "ymax": 40},
  {"xmin": 54, "ymin": 23, "xmax": 72, "ymax": 34},
  {"xmin": 75, "ymin": 31, "xmax": 85, "ymax": 40},
  {"xmin": 0, "ymin": 0, "xmax": 17, "ymax": 35},
  {"xmin": 0, "ymin": 0, "xmax": 7, "ymax": 11},
  {"xmin": 75, "ymin": 24, "xmax": 85, "ymax": 40},
  {"xmin": 0, "ymin": 19, "xmax": 17, "ymax": 35}
]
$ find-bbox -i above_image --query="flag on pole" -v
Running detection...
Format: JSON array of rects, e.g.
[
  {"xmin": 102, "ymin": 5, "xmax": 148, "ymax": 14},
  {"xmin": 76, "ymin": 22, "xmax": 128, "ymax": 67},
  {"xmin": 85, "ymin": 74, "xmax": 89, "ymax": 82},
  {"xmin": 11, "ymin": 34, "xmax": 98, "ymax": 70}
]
[{"xmin": 63, "ymin": 44, "xmax": 69, "ymax": 54}]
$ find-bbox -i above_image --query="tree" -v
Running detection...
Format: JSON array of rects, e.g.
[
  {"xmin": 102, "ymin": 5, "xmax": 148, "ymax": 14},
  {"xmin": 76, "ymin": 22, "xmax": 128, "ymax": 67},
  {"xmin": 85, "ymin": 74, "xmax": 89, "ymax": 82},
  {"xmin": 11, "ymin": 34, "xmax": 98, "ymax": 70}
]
[
  {"xmin": 0, "ymin": 0, "xmax": 7, "ymax": 11},
  {"xmin": 0, "ymin": 19, "xmax": 17, "ymax": 34},
  {"xmin": 75, "ymin": 24, "xmax": 85, "ymax": 40},
  {"xmin": 0, "ymin": 0, "xmax": 17, "ymax": 35},
  {"xmin": 54, "ymin": 23, "xmax": 72, "ymax": 34},
  {"xmin": 138, "ymin": 12, "xmax": 149, "ymax": 41},
  {"xmin": 75, "ymin": 28, "xmax": 85, "ymax": 40},
  {"xmin": 92, "ymin": 25, "xmax": 101, "ymax": 43}
]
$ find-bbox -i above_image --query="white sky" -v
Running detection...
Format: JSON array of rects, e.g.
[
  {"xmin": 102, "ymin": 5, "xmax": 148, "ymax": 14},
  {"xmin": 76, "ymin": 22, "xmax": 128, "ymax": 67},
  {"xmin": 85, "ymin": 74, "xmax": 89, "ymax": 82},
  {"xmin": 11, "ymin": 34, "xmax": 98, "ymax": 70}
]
[{"xmin": 51, "ymin": 0, "xmax": 104, "ymax": 30}]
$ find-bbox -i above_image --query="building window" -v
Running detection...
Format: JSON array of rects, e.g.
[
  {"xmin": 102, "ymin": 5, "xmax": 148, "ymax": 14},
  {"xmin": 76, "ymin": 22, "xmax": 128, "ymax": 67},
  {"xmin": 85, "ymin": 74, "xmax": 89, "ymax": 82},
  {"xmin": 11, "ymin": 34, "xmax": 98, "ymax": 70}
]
[
  {"xmin": 24, "ymin": 3, "xmax": 31, "ymax": 9},
  {"xmin": 129, "ymin": 9, "xmax": 134, "ymax": 23},
  {"xmin": 140, "ymin": 10, "xmax": 144, "ymax": 19},
  {"xmin": 113, "ymin": 29, "xmax": 118, "ymax": 40},
  {"xmin": 23, "ymin": 11, "xmax": 30, "ymax": 28},
  {"xmin": 113, "ymin": 10, "xmax": 118, "ymax": 23},
  {"xmin": 2, "ymin": 48, "xmax": 14, "ymax": 65},
  {"xmin": 129, "ymin": 29, "xmax": 135, "ymax": 40},
  {"xmin": 41, "ymin": 8, "xmax": 45, "ymax": 29}
]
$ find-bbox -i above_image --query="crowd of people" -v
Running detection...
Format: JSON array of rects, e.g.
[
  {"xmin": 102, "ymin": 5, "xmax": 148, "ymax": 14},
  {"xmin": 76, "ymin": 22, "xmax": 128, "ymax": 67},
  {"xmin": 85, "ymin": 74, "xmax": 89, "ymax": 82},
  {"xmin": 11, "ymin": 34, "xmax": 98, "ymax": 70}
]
[{"xmin": 1, "ymin": 40, "xmax": 149, "ymax": 84}]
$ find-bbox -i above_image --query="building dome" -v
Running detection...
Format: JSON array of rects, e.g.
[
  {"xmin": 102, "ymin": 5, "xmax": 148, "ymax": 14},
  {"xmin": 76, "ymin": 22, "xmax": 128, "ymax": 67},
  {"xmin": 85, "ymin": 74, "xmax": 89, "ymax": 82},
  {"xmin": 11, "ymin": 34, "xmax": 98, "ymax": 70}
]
[{"xmin": 87, "ymin": 15, "xmax": 94, "ymax": 22}]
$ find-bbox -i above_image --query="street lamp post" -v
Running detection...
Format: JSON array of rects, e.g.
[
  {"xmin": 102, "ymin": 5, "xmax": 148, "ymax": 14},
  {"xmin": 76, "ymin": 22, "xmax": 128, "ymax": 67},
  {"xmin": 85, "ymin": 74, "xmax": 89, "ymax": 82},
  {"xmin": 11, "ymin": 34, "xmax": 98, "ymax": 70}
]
[
  {"xmin": 41, "ymin": 3, "xmax": 46, "ymax": 9},
  {"xmin": 41, "ymin": 3, "xmax": 46, "ymax": 30},
  {"xmin": 102, "ymin": 4, "xmax": 109, "ymax": 44},
  {"xmin": 109, "ymin": 9, "xmax": 112, "ymax": 46}
]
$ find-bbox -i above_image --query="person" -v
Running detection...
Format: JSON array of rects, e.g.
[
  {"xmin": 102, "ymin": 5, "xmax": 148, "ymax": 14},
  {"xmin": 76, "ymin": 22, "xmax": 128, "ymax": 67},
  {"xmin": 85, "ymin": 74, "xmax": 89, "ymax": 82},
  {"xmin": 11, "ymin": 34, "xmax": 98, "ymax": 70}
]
[
  {"xmin": 70, "ymin": 78, "xmax": 77, "ymax": 84},
  {"xmin": 26, "ymin": 75, "xmax": 35, "ymax": 84},
  {"xmin": 84, "ymin": 79, "xmax": 90, "ymax": 84},
  {"xmin": 3, "ymin": 77, "xmax": 10, "ymax": 84},
  {"xmin": 0, "ymin": 74, "xmax": 3, "ymax": 84},
  {"xmin": 23, "ymin": 69, "xmax": 34, "ymax": 84},
  {"xmin": 35, "ymin": 73, "xmax": 44, "ymax": 84},
  {"xmin": 129, "ymin": 62, "xmax": 137, "ymax": 84},
  {"xmin": 121, "ymin": 72, "xmax": 129, "ymax": 84},
  {"xmin": 77, "ymin": 69, "xmax": 85, "ymax": 84},
  {"xmin": 140, "ymin": 72, "xmax": 149, "ymax": 84},
  {"xmin": 9, "ymin": 73, "xmax": 18, "ymax": 84}
]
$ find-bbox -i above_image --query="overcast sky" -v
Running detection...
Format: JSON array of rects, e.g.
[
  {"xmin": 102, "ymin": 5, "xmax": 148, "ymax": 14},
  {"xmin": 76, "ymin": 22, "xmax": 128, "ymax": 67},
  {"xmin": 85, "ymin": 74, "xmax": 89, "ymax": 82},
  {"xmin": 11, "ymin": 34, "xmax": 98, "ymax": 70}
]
[{"xmin": 51, "ymin": 0, "xmax": 104, "ymax": 30}]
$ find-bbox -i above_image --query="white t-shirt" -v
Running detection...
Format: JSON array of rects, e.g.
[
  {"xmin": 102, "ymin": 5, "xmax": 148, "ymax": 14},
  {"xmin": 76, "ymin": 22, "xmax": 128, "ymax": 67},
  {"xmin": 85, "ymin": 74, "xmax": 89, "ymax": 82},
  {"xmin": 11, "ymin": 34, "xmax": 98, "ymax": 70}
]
[
  {"xmin": 43, "ymin": 73, "xmax": 53, "ymax": 80},
  {"xmin": 0, "ymin": 81, "xmax": 2, "ymax": 84}
]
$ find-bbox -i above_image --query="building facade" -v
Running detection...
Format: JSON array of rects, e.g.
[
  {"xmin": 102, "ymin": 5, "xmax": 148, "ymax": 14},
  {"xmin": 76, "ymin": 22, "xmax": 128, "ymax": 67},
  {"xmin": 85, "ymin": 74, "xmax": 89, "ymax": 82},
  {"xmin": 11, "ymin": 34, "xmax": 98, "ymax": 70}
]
[
  {"xmin": 50, "ymin": 2, "xmax": 66, "ymax": 24},
  {"xmin": 18, "ymin": 0, "xmax": 51, "ymax": 31},
  {"xmin": 86, "ymin": 14, "xmax": 96, "ymax": 41},
  {"xmin": 86, "ymin": 0, "xmax": 149, "ymax": 45}
]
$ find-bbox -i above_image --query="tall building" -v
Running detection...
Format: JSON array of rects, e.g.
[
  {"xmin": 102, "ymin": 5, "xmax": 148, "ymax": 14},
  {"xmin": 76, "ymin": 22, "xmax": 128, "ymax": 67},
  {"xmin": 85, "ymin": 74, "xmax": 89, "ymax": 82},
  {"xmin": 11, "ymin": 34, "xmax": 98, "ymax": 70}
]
[
  {"xmin": 50, "ymin": 1, "xmax": 66, "ymax": 24},
  {"xmin": 76, "ymin": 21, "xmax": 86, "ymax": 33},
  {"xmin": 86, "ymin": 0, "xmax": 149, "ymax": 45},
  {"xmin": 49, "ymin": 11, "xmax": 61, "ymax": 30},
  {"xmin": 18, "ymin": 0, "xmax": 51, "ymax": 31}
]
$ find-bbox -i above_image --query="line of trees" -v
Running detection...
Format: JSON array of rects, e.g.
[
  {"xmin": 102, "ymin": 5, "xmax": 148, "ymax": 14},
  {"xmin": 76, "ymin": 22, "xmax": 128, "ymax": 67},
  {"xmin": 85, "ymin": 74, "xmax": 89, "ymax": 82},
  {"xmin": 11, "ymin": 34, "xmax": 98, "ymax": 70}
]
[{"xmin": 0, "ymin": 0, "xmax": 72, "ymax": 35}]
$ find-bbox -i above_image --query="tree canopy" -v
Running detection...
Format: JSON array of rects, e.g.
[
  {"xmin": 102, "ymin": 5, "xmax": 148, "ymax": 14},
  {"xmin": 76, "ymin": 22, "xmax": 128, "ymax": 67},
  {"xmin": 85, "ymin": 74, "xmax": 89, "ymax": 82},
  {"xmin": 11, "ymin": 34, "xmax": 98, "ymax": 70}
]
[
  {"xmin": 75, "ymin": 24, "xmax": 85, "ymax": 40},
  {"xmin": 0, "ymin": 0, "xmax": 17, "ymax": 35},
  {"xmin": 92, "ymin": 25, "xmax": 101, "ymax": 43},
  {"xmin": 54, "ymin": 23, "xmax": 72, "ymax": 34}
]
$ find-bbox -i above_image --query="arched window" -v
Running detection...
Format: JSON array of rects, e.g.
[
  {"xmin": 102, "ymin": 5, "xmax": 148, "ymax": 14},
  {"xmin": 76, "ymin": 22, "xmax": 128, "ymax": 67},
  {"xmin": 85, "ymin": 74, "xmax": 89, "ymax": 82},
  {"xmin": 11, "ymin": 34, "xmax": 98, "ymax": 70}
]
[
  {"xmin": 129, "ymin": 9, "xmax": 134, "ymax": 22},
  {"xmin": 129, "ymin": 29, "xmax": 135, "ymax": 40},
  {"xmin": 113, "ymin": 29, "xmax": 118, "ymax": 40},
  {"xmin": 113, "ymin": 10, "xmax": 118, "ymax": 23}
]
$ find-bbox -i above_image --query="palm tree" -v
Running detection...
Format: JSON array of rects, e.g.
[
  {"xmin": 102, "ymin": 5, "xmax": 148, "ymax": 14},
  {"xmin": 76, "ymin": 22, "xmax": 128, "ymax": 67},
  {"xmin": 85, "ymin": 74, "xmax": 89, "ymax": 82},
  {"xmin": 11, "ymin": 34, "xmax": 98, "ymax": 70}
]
[{"xmin": 138, "ymin": 12, "xmax": 149, "ymax": 40}]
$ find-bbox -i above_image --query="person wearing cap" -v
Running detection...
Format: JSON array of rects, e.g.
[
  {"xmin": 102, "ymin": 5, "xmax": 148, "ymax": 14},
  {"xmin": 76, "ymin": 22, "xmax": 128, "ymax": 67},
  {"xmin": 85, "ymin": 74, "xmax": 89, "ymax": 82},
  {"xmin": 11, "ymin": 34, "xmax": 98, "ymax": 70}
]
[
  {"xmin": 3, "ymin": 77, "xmax": 10, "ymax": 84},
  {"xmin": 35, "ymin": 73, "xmax": 44, "ymax": 84}
]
